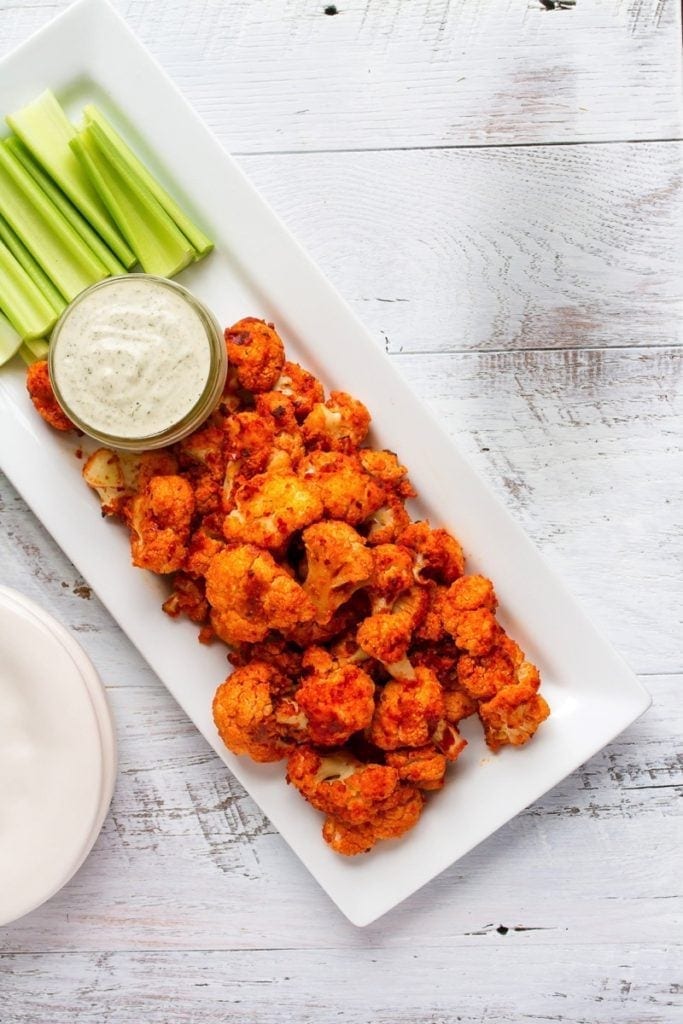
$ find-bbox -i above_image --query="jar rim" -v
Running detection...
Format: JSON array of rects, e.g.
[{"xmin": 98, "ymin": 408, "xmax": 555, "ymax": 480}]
[{"xmin": 48, "ymin": 275, "xmax": 227, "ymax": 451}]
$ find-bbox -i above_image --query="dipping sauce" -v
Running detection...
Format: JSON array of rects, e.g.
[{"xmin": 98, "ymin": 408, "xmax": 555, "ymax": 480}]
[{"xmin": 49, "ymin": 275, "xmax": 226, "ymax": 449}]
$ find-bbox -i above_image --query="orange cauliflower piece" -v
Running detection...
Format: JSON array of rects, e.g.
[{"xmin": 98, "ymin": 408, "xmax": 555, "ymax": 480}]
[
  {"xmin": 82, "ymin": 447, "xmax": 178, "ymax": 519},
  {"xmin": 225, "ymin": 317, "xmax": 285, "ymax": 392},
  {"xmin": 213, "ymin": 661, "xmax": 293, "ymax": 762},
  {"xmin": 412, "ymin": 584, "xmax": 449, "ymax": 643},
  {"xmin": 441, "ymin": 574, "xmax": 500, "ymax": 656},
  {"xmin": 385, "ymin": 746, "xmax": 447, "ymax": 791},
  {"xmin": 206, "ymin": 544, "xmax": 316, "ymax": 644},
  {"xmin": 398, "ymin": 521, "xmax": 465, "ymax": 584},
  {"xmin": 369, "ymin": 666, "xmax": 445, "ymax": 750},
  {"xmin": 295, "ymin": 660, "xmax": 375, "ymax": 746},
  {"xmin": 302, "ymin": 521, "xmax": 373, "ymax": 626},
  {"xmin": 184, "ymin": 526, "xmax": 224, "ymax": 577},
  {"xmin": 369, "ymin": 543, "xmax": 415, "ymax": 610},
  {"xmin": 443, "ymin": 687, "xmax": 478, "ymax": 724},
  {"xmin": 299, "ymin": 451, "xmax": 385, "ymax": 525},
  {"xmin": 223, "ymin": 469, "xmax": 323, "ymax": 549},
  {"xmin": 229, "ymin": 638, "xmax": 304, "ymax": 681},
  {"xmin": 162, "ymin": 573, "xmax": 209, "ymax": 625},
  {"xmin": 357, "ymin": 586, "xmax": 428, "ymax": 670},
  {"xmin": 286, "ymin": 745, "xmax": 400, "ymax": 825},
  {"xmin": 224, "ymin": 410, "xmax": 276, "ymax": 478},
  {"xmin": 359, "ymin": 448, "xmax": 416, "ymax": 499},
  {"xmin": 478, "ymin": 682, "xmax": 550, "ymax": 752},
  {"xmin": 129, "ymin": 475, "xmax": 195, "ymax": 573},
  {"xmin": 26, "ymin": 360, "xmax": 73, "ymax": 432},
  {"xmin": 302, "ymin": 390, "xmax": 370, "ymax": 452},
  {"xmin": 322, "ymin": 785, "xmax": 424, "ymax": 855},
  {"xmin": 274, "ymin": 360, "xmax": 325, "ymax": 421},
  {"xmin": 363, "ymin": 493, "xmax": 411, "ymax": 546}
]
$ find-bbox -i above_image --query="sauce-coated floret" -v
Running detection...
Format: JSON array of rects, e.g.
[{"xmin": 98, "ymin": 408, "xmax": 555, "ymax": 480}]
[
  {"xmin": 295, "ymin": 660, "xmax": 375, "ymax": 746},
  {"xmin": 83, "ymin": 447, "xmax": 178, "ymax": 519},
  {"xmin": 225, "ymin": 317, "xmax": 285, "ymax": 392},
  {"xmin": 162, "ymin": 573, "xmax": 209, "ymax": 626},
  {"xmin": 206, "ymin": 544, "xmax": 316, "ymax": 644},
  {"xmin": 478, "ymin": 682, "xmax": 550, "ymax": 752},
  {"xmin": 274, "ymin": 361, "xmax": 325, "ymax": 421},
  {"xmin": 26, "ymin": 360, "xmax": 73, "ymax": 432},
  {"xmin": 213, "ymin": 661, "xmax": 293, "ymax": 762},
  {"xmin": 302, "ymin": 520, "xmax": 373, "ymax": 626},
  {"xmin": 385, "ymin": 746, "xmax": 447, "ymax": 791},
  {"xmin": 321, "ymin": 784, "xmax": 424, "ymax": 855},
  {"xmin": 369, "ymin": 666, "xmax": 445, "ymax": 751},
  {"xmin": 224, "ymin": 469, "xmax": 323, "ymax": 549},
  {"xmin": 441, "ymin": 574, "xmax": 500, "ymax": 656},
  {"xmin": 302, "ymin": 391, "xmax": 370, "ymax": 452},
  {"xmin": 287, "ymin": 745, "xmax": 400, "ymax": 825},
  {"xmin": 299, "ymin": 451, "xmax": 386, "ymax": 525},
  {"xmin": 130, "ymin": 475, "xmax": 195, "ymax": 573},
  {"xmin": 398, "ymin": 520, "xmax": 465, "ymax": 584}
]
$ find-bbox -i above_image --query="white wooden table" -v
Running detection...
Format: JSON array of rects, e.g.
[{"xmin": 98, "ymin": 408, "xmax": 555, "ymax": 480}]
[{"xmin": 1, "ymin": 2, "xmax": 681, "ymax": 1021}]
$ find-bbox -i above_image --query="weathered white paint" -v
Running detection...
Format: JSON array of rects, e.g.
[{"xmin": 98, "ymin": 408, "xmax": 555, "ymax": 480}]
[
  {"xmin": 0, "ymin": 0, "xmax": 681, "ymax": 1022},
  {"xmin": 0, "ymin": 0, "xmax": 680, "ymax": 150}
]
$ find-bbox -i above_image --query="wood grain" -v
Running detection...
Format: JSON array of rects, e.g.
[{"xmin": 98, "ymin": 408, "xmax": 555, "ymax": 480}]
[
  {"xmin": 238, "ymin": 142, "xmax": 683, "ymax": 353},
  {"xmin": 0, "ymin": 0, "xmax": 681, "ymax": 151}
]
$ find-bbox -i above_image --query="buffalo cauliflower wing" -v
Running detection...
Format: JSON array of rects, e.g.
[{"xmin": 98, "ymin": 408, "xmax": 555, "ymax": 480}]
[
  {"xmin": 274, "ymin": 360, "xmax": 325, "ymax": 421},
  {"xmin": 322, "ymin": 784, "xmax": 424, "ymax": 855},
  {"xmin": 224, "ymin": 317, "xmax": 285, "ymax": 392},
  {"xmin": 213, "ymin": 661, "xmax": 294, "ymax": 762},
  {"xmin": 397, "ymin": 521, "xmax": 465, "ymax": 584},
  {"xmin": 129, "ymin": 475, "xmax": 195, "ymax": 573},
  {"xmin": 478, "ymin": 681, "xmax": 550, "ymax": 752},
  {"xmin": 385, "ymin": 746, "xmax": 447, "ymax": 791},
  {"xmin": 286, "ymin": 745, "xmax": 400, "ymax": 825},
  {"xmin": 295, "ymin": 659, "xmax": 375, "ymax": 746},
  {"xmin": 441, "ymin": 574, "xmax": 501, "ymax": 656},
  {"xmin": 302, "ymin": 390, "xmax": 370, "ymax": 452},
  {"xmin": 26, "ymin": 360, "xmax": 73, "ymax": 432},
  {"xmin": 302, "ymin": 521, "xmax": 373, "ymax": 626},
  {"xmin": 206, "ymin": 544, "xmax": 316, "ymax": 644},
  {"xmin": 299, "ymin": 451, "xmax": 385, "ymax": 525},
  {"xmin": 224, "ymin": 469, "xmax": 323, "ymax": 549},
  {"xmin": 369, "ymin": 666, "xmax": 445, "ymax": 751},
  {"xmin": 82, "ymin": 447, "xmax": 178, "ymax": 519}
]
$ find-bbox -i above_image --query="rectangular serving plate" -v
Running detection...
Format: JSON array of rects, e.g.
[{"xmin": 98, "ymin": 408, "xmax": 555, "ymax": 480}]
[{"xmin": 0, "ymin": 0, "xmax": 651, "ymax": 926}]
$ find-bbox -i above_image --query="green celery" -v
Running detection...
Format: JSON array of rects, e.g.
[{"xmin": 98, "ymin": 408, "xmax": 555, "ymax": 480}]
[
  {"xmin": 0, "ymin": 310, "xmax": 23, "ymax": 366},
  {"xmin": 71, "ymin": 123, "xmax": 194, "ymax": 279},
  {"xmin": 0, "ymin": 211, "xmax": 66, "ymax": 315},
  {"xmin": 0, "ymin": 237, "xmax": 58, "ymax": 340},
  {"xmin": 19, "ymin": 339, "xmax": 50, "ymax": 366},
  {"xmin": 6, "ymin": 136, "xmax": 126, "ymax": 277},
  {"xmin": 6, "ymin": 90, "xmax": 135, "ymax": 269},
  {"xmin": 0, "ymin": 143, "xmax": 109, "ymax": 302},
  {"xmin": 83, "ymin": 104, "xmax": 213, "ymax": 257}
]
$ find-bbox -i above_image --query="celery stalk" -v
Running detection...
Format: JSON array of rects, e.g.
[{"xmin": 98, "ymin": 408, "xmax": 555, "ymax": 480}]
[
  {"xmin": 0, "ymin": 143, "xmax": 109, "ymax": 302},
  {"xmin": 71, "ymin": 124, "xmax": 194, "ymax": 279},
  {"xmin": 0, "ymin": 310, "xmax": 23, "ymax": 366},
  {"xmin": 18, "ymin": 339, "xmax": 50, "ymax": 366},
  {"xmin": 6, "ymin": 90, "xmax": 135, "ymax": 268},
  {"xmin": 0, "ymin": 212, "xmax": 66, "ymax": 316},
  {"xmin": 83, "ymin": 104, "xmax": 213, "ymax": 257},
  {"xmin": 0, "ymin": 238, "xmax": 58, "ymax": 340},
  {"xmin": 6, "ymin": 137, "xmax": 127, "ymax": 277}
]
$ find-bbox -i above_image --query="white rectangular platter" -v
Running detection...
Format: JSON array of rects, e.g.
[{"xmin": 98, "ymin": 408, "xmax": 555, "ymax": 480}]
[{"xmin": 0, "ymin": 0, "xmax": 651, "ymax": 926}]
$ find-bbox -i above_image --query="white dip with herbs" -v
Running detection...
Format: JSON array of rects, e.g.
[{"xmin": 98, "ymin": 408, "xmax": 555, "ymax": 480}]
[{"xmin": 52, "ymin": 276, "xmax": 212, "ymax": 439}]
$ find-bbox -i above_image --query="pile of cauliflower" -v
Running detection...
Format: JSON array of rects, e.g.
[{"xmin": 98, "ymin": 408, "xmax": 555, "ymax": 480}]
[{"xmin": 27, "ymin": 318, "xmax": 550, "ymax": 856}]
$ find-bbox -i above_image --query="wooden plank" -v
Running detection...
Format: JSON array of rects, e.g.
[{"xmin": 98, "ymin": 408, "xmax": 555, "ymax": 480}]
[
  {"xmin": 237, "ymin": 142, "xmax": 683, "ymax": 354},
  {"xmin": 0, "ymin": 945, "xmax": 680, "ymax": 1023},
  {"xmin": 0, "ymin": 1, "xmax": 680, "ymax": 150},
  {"xmin": 0, "ymin": 672, "xmax": 678, "ymax": 954},
  {"xmin": 2, "ymin": 348, "xmax": 680, "ymax": 673}
]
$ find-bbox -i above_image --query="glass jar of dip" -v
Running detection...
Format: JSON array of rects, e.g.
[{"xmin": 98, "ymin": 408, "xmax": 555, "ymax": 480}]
[{"xmin": 48, "ymin": 275, "xmax": 227, "ymax": 451}]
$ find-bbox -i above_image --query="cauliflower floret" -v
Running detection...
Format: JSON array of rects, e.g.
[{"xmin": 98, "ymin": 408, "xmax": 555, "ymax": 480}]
[
  {"xmin": 302, "ymin": 390, "xmax": 370, "ymax": 452},
  {"xmin": 286, "ymin": 745, "xmax": 400, "ymax": 825},
  {"xmin": 274, "ymin": 360, "xmax": 324, "ymax": 421},
  {"xmin": 206, "ymin": 544, "xmax": 316, "ymax": 644},
  {"xmin": 295, "ymin": 660, "xmax": 375, "ymax": 746},
  {"xmin": 356, "ymin": 586, "xmax": 429, "ymax": 670},
  {"xmin": 409, "ymin": 637, "xmax": 459, "ymax": 684},
  {"xmin": 129, "ymin": 475, "xmax": 195, "ymax": 573},
  {"xmin": 441, "ymin": 574, "xmax": 500, "ymax": 656},
  {"xmin": 224, "ymin": 410, "xmax": 276, "ymax": 478},
  {"xmin": 358, "ymin": 449, "xmax": 415, "ymax": 499},
  {"xmin": 176, "ymin": 423, "xmax": 225, "ymax": 478},
  {"xmin": 82, "ymin": 447, "xmax": 178, "ymax": 518},
  {"xmin": 322, "ymin": 785, "xmax": 424, "ymax": 855},
  {"xmin": 25, "ymin": 360, "xmax": 73, "ymax": 432},
  {"xmin": 299, "ymin": 451, "xmax": 385, "ymax": 525},
  {"xmin": 397, "ymin": 521, "xmax": 465, "ymax": 584},
  {"xmin": 478, "ymin": 682, "xmax": 550, "ymax": 752},
  {"xmin": 363, "ymin": 494, "xmax": 411, "ymax": 546},
  {"xmin": 224, "ymin": 317, "xmax": 285, "ymax": 392},
  {"xmin": 443, "ymin": 687, "xmax": 478, "ymax": 724},
  {"xmin": 282, "ymin": 591, "xmax": 370, "ymax": 647},
  {"xmin": 229, "ymin": 638, "xmax": 304, "ymax": 680},
  {"xmin": 223, "ymin": 469, "xmax": 323, "ymax": 549},
  {"xmin": 183, "ymin": 526, "xmax": 224, "ymax": 577},
  {"xmin": 162, "ymin": 573, "xmax": 209, "ymax": 624},
  {"xmin": 301, "ymin": 521, "xmax": 373, "ymax": 626},
  {"xmin": 385, "ymin": 746, "xmax": 447, "ymax": 791},
  {"xmin": 369, "ymin": 544, "xmax": 415, "ymax": 610},
  {"xmin": 213, "ymin": 661, "xmax": 293, "ymax": 762},
  {"xmin": 369, "ymin": 666, "xmax": 444, "ymax": 750},
  {"xmin": 412, "ymin": 584, "xmax": 449, "ymax": 643}
]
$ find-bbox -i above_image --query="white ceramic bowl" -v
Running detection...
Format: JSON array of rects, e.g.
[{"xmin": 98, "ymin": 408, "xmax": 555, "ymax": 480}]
[{"xmin": 0, "ymin": 586, "xmax": 116, "ymax": 927}]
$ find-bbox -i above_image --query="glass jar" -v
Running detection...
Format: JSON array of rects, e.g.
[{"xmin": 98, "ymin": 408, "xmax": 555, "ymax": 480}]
[{"xmin": 48, "ymin": 275, "xmax": 227, "ymax": 451}]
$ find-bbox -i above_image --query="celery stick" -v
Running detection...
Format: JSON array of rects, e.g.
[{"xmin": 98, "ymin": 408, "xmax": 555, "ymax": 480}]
[
  {"xmin": 71, "ymin": 124, "xmax": 194, "ymax": 279},
  {"xmin": 6, "ymin": 91, "xmax": 135, "ymax": 269},
  {"xmin": 0, "ymin": 143, "xmax": 109, "ymax": 302},
  {"xmin": 6, "ymin": 137, "xmax": 126, "ymax": 277},
  {"xmin": 18, "ymin": 338, "xmax": 49, "ymax": 366},
  {"xmin": 0, "ymin": 212, "xmax": 66, "ymax": 315},
  {"xmin": 83, "ymin": 104, "xmax": 213, "ymax": 257},
  {"xmin": 0, "ymin": 238, "xmax": 58, "ymax": 340},
  {"xmin": 0, "ymin": 310, "xmax": 23, "ymax": 366}
]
